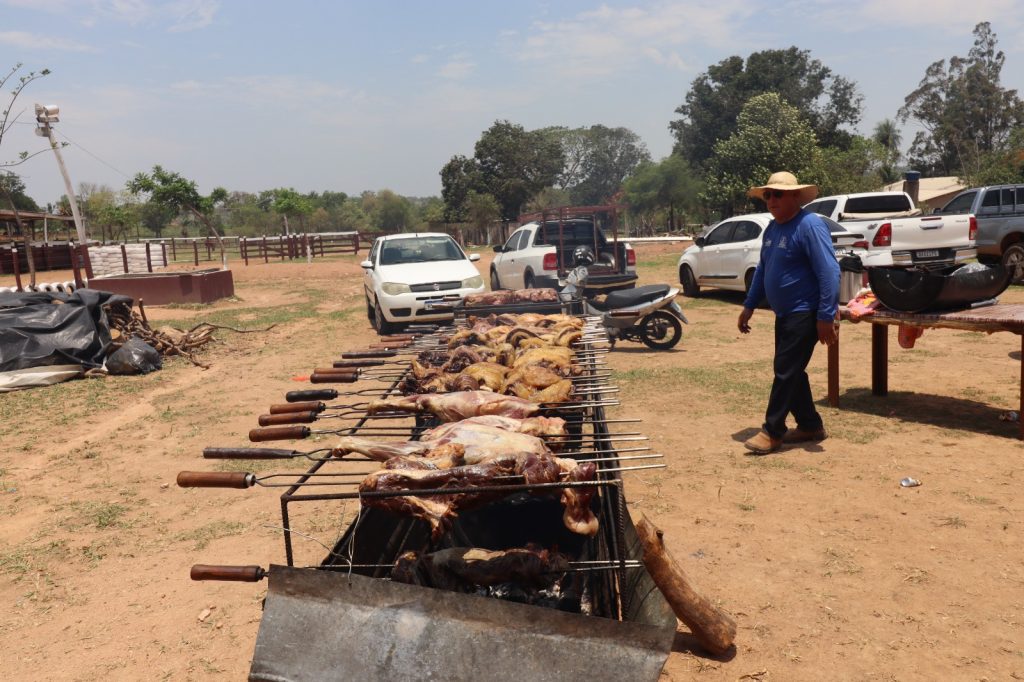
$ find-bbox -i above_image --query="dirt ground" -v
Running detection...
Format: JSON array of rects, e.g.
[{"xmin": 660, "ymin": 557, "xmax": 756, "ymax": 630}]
[{"xmin": 2, "ymin": 244, "xmax": 1023, "ymax": 681}]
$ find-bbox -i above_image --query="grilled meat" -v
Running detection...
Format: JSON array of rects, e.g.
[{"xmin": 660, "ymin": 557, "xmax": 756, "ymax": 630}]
[
  {"xmin": 334, "ymin": 417, "xmax": 561, "ymax": 464},
  {"xmin": 359, "ymin": 452, "xmax": 594, "ymax": 539},
  {"xmin": 391, "ymin": 545, "xmax": 570, "ymax": 591},
  {"xmin": 367, "ymin": 391, "xmax": 540, "ymax": 421}
]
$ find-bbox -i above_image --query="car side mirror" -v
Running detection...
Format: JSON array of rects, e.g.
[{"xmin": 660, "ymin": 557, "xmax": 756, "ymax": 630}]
[
  {"xmin": 492, "ymin": 245, "xmax": 504, "ymax": 253},
  {"xmin": 469, "ymin": 253, "xmax": 481, "ymax": 262},
  {"xmin": 694, "ymin": 237, "xmax": 706, "ymax": 248},
  {"xmin": 359, "ymin": 259, "xmax": 373, "ymax": 269}
]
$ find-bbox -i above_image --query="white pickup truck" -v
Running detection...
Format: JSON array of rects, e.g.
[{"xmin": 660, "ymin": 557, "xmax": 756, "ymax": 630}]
[{"xmin": 803, "ymin": 191, "xmax": 976, "ymax": 268}]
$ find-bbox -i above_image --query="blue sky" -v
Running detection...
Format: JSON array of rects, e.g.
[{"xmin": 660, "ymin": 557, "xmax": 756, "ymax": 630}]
[{"xmin": 2, "ymin": 1, "xmax": 1023, "ymax": 207}]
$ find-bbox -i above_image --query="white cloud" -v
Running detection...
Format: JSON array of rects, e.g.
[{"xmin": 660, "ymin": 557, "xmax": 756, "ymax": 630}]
[
  {"xmin": 167, "ymin": 0, "xmax": 218, "ymax": 32},
  {"xmin": 411, "ymin": 54, "xmax": 429, "ymax": 64},
  {"xmin": 0, "ymin": 30, "xmax": 97, "ymax": 52},
  {"xmin": 437, "ymin": 55, "xmax": 475, "ymax": 80},
  {"xmin": 2, "ymin": 0, "xmax": 218, "ymax": 31},
  {"xmin": 510, "ymin": 1, "xmax": 752, "ymax": 79}
]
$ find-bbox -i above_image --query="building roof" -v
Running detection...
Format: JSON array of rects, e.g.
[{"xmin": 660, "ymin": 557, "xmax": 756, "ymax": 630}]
[
  {"xmin": 880, "ymin": 176, "xmax": 967, "ymax": 204},
  {"xmin": 0, "ymin": 209, "xmax": 75, "ymax": 222}
]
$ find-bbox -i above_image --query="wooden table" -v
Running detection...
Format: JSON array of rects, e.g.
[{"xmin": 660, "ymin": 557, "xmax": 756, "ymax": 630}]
[{"xmin": 826, "ymin": 303, "xmax": 1024, "ymax": 439}]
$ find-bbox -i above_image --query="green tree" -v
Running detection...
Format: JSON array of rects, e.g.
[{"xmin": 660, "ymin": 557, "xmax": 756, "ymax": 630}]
[
  {"xmin": 810, "ymin": 136, "xmax": 890, "ymax": 196},
  {"xmin": 440, "ymin": 154, "xmax": 479, "ymax": 223},
  {"xmin": 622, "ymin": 156, "xmax": 704, "ymax": 234},
  {"xmin": 473, "ymin": 120, "xmax": 565, "ymax": 222},
  {"xmin": 465, "ymin": 190, "xmax": 500, "ymax": 232},
  {"xmin": 266, "ymin": 187, "xmax": 312, "ymax": 234},
  {"xmin": 540, "ymin": 125, "xmax": 651, "ymax": 204},
  {"xmin": 0, "ymin": 173, "xmax": 40, "ymax": 212},
  {"xmin": 700, "ymin": 93, "xmax": 822, "ymax": 216},
  {"xmin": 872, "ymin": 118, "xmax": 903, "ymax": 184},
  {"xmin": 127, "ymin": 165, "xmax": 229, "ymax": 268},
  {"xmin": 898, "ymin": 22, "xmax": 1024, "ymax": 177},
  {"xmin": 670, "ymin": 47, "xmax": 862, "ymax": 167},
  {"xmin": 966, "ymin": 127, "xmax": 1024, "ymax": 185},
  {"xmin": 363, "ymin": 189, "xmax": 414, "ymax": 231}
]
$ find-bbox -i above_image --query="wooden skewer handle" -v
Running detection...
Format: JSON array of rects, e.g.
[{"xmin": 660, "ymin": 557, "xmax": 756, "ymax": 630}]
[
  {"xmin": 190, "ymin": 564, "xmax": 266, "ymax": 582},
  {"xmin": 333, "ymin": 359, "xmax": 386, "ymax": 368},
  {"xmin": 249, "ymin": 425, "xmax": 311, "ymax": 442},
  {"xmin": 258, "ymin": 411, "xmax": 318, "ymax": 426},
  {"xmin": 286, "ymin": 389, "xmax": 338, "ymax": 402},
  {"xmin": 341, "ymin": 350, "xmax": 397, "ymax": 359},
  {"xmin": 310, "ymin": 372, "xmax": 358, "ymax": 384},
  {"xmin": 203, "ymin": 447, "xmax": 299, "ymax": 460},
  {"xmin": 269, "ymin": 401, "xmax": 326, "ymax": 414},
  {"xmin": 176, "ymin": 471, "xmax": 254, "ymax": 489}
]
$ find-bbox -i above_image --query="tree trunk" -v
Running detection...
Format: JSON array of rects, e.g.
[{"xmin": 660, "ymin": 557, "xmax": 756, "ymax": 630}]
[
  {"xmin": 2, "ymin": 188, "xmax": 36, "ymax": 286},
  {"xmin": 189, "ymin": 206, "xmax": 228, "ymax": 270}
]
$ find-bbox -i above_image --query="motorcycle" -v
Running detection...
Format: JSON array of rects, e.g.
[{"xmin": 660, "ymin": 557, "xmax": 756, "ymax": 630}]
[{"xmin": 559, "ymin": 246, "xmax": 688, "ymax": 350}]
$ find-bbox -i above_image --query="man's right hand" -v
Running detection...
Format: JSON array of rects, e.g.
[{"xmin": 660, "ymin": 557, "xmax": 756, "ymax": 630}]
[{"xmin": 737, "ymin": 307, "xmax": 753, "ymax": 334}]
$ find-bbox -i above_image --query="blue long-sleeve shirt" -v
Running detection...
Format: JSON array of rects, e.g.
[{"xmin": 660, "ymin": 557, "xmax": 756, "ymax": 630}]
[{"xmin": 742, "ymin": 209, "xmax": 839, "ymax": 321}]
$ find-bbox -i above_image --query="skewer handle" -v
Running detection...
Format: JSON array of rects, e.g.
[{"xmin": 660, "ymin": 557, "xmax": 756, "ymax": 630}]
[
  {"xmin": 258, "ymin": 411, "xmax": 319, "ymax": 426},
  {"xmin": 203, "ymin": 447, "xmax": 300, "ymax": 460},
  {"xmin": 332, "ymin": 359, "xmax": 386, "ymax": 368},
  {"xmin": 286, "ymin": 389, "xmax": 339, "ymax": 402},
  {"xmin": 177, "ymin": 471, "xmax": 254, "ymax": 488},
  {"xmin": 379, "ymin": 334, "xmax": 416, "ymax": 343},
  {"xmin": 249, "ymin": 425, "xmax": 311, "ymax": 442},
  {"xmin": 368, "ymin": 343, "xmax": 408, "ymax": 350},
  {"xmin": 310, "ymin": 372, "xmax": 358, "ymax": 384},
  {"xmin": 269, "ymin": 401, "xmax": 326, "ymax": 414},
  {"xmin": 341, "ymin": 350, "xmax": 397, "ymax": 359},
  {"xmin": 190, "ymin": 564, "xmax": 266, "ymax": 582}
]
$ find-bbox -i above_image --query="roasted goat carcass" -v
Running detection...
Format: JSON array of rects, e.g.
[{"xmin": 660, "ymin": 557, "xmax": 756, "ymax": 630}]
[
  {"xmin": 367, "ymin": 390, "xmax": 540, "ymax": 421},
  {"xmin": 333, "ymin": 415, "xmax": 567, "ymax": 463},
  {"xmin": 462, "ymin": 289, "xmax": 559, "ymax": 307},
  {"xmin": 359, "ymin": 455, "xmax": 597, "ymax": 539},
  {"xmin": 391, "ymin": 545, "xmax": 570, "ymax": 591}
]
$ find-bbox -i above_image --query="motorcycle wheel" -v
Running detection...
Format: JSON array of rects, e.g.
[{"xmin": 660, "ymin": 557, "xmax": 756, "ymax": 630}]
[{"xmin": 638, "ymin": 310, "xmax": 682, "ymax": 350}]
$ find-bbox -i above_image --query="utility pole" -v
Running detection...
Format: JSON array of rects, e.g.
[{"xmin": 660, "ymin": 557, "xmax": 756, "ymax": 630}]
[{"xmin": 34, "ymin": 104, "xmax": 86, "ymax": 245}]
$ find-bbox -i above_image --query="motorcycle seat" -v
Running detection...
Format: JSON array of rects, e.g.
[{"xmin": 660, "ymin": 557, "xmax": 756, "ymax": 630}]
[{"xmin": 604, "ymin": 284, "xmax": 671, "ymax": 309}]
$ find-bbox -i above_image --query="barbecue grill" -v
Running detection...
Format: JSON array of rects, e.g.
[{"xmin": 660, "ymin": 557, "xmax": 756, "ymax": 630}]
[{"xmin": 185, "ymin": 310, "xmax": 678, "ymax": 680}]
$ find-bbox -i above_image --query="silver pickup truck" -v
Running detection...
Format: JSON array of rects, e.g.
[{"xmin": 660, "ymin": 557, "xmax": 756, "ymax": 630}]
[
  {"xmin": 803, "ymin": 191, "xmax": 976, "ymax": 269},
  {"xmin": 933, "ymin": 184, "xmax": 1024, "ymax": 282}
]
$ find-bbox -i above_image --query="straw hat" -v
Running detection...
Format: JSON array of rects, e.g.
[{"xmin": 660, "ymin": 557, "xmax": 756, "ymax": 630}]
[{"xmin": 747, "ymin": 171, "xmax": 818, "ymax": 204}]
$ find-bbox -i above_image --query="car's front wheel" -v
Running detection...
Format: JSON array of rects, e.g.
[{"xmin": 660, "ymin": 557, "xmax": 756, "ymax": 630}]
[
  {"xmin": 490, "ymin": 268, "xmax": 502, "ymax": 291},
  {"xmin": 680, "ymin": 265, "xmax": 700, "ymax": 297},
  {"xmin": 374, "ymin": 301, "xmax": 401, "ymax": 335},
  {"xmin": 365, "ymin": 294, "xmax": 374, "ymax": 321}
]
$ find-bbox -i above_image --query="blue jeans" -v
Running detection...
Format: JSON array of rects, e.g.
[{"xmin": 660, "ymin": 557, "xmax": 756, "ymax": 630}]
[{"xmin": 762, "ymin": 311, "xmax": 823, "ymax": 438}]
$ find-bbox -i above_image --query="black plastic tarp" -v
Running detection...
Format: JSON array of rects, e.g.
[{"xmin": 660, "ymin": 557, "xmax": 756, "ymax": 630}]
[{"xmin": 0, "ymin": 288, "xmax": 133, "ymax": 372}]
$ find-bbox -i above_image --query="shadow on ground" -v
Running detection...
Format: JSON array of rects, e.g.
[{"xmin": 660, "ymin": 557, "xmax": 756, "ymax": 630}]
[{"xmin": 823, "ymin": 388, "xmax": 1020, "ymax": 438}]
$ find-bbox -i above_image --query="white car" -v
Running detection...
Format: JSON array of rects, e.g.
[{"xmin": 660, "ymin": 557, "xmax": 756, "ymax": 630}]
[
  {"xmin": 491, "ymin": 218, "xmax": 638, "ymax": 293},
  {"xmin": 361, "ymin": 233, "xmax": 484, "ymax": 333},
  {"xmin": 677, "ymin": 213, "xmax": 864, "ymax": 297}
]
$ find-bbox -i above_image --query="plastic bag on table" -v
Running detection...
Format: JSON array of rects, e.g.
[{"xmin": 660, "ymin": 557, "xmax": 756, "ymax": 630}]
[{"xmin": 105, "ymin": 337, "xmax": 162, "ymax": 375}]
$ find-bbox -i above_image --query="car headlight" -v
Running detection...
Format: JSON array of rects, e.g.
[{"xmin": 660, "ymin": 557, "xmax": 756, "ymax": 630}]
[
  {"xmin": 461, "ymin": 275, "xmax": 484, "ymax": 289},
  {"xmin": 381, "ymin": 282, "xmax": 411, "ymax": 296}
]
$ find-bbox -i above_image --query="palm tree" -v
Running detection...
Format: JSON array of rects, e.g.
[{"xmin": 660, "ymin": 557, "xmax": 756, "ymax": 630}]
[{"xmin": 873, "ymin": 119, "xmax": 903, "ymax": 183}]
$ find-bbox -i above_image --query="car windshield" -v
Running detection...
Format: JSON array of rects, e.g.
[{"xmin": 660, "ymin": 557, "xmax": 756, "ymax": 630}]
[{"xmin": 379, "ymin": 237, "xmax": 464, "ymax": 265}]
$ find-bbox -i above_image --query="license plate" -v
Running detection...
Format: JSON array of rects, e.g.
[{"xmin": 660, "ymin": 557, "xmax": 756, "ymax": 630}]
[{"xmin": 916, "ymin": 250, "xmax": 939, "ymax": 259}]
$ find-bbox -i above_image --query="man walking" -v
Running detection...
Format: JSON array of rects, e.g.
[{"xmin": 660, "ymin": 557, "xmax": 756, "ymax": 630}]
[{"xmin": 737, "ymin": 171, "xmax": 840, "ymax": 454}]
